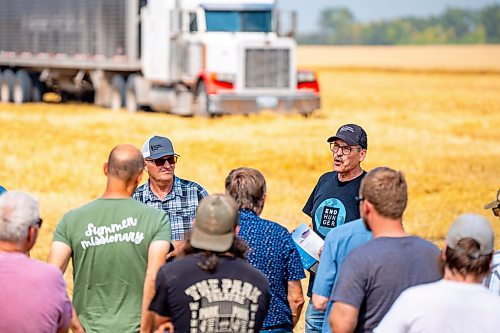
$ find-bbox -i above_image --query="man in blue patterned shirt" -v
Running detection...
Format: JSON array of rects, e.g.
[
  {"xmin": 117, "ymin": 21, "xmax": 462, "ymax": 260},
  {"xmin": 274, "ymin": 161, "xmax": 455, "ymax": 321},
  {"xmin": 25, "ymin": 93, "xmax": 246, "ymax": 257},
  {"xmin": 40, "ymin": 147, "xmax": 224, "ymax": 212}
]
[
  {"xmin": 225, "ymin": 167, "xmax": 306, "ymax": 332},
  {"xmin": 133, "ymin": 135, "xmax": 208, "ymax": 255}
]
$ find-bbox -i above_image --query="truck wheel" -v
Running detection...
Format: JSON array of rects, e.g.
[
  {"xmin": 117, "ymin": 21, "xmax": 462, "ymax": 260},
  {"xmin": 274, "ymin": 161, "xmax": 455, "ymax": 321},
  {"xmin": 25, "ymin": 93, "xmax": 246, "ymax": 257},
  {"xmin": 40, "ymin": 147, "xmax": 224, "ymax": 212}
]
[
  {"xmin": 31, "ymin": 76, "xmax": 45, "ymax": 102},
  {"xmin": 110, "ymin": 75, "xmax": 126, "ymax": 111},
  {"xmin": 126, "ymin": 74, "xmax": 140, "ymax": 113},
  {"xmin": 194, "ymin": 81, "xmax": 212, "ymax": 117},
  {"xmin": 0, "ymin": 69, "xmax": 15, "ymax": 103},
  {"xmin": 13, "ymin": 70, "xmax": 33, "ymax": 104}
]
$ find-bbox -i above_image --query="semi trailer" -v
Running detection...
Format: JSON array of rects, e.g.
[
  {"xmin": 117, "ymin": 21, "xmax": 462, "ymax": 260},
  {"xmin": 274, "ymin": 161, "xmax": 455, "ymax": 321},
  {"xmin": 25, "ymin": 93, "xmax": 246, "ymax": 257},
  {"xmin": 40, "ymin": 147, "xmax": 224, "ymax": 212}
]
[{"xmin": 0, "ymin": 0, "xmax": 320, "ymax": 116}]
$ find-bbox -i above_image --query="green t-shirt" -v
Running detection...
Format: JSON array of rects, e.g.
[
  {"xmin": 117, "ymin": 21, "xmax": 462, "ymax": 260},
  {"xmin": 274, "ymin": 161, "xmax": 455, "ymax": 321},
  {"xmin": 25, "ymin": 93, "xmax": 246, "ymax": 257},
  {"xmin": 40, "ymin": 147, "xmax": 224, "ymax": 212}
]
[{"xmin": 54, "ymin": 198, "xmax": 171, "ymax": 333}]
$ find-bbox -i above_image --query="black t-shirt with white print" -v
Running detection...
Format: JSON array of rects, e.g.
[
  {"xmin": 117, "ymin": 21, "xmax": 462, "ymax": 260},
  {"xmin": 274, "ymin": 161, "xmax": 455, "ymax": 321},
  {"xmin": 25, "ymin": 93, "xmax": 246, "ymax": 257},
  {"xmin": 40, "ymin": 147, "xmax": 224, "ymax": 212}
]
[
  {"xmin": 303, "ymin": 170, "xmax": 366, "ymax": 296},
  {"xmin": 149, "ymin": 253, "xmax": 270, "ymax": 333}
]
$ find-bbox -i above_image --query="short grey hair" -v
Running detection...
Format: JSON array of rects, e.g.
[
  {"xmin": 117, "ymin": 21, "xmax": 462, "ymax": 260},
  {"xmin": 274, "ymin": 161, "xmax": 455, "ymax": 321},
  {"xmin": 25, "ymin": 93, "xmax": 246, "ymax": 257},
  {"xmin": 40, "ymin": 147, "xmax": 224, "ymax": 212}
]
[{"xmin": 0, "ymin": 191, "xmax": 40, "ymax": 242}]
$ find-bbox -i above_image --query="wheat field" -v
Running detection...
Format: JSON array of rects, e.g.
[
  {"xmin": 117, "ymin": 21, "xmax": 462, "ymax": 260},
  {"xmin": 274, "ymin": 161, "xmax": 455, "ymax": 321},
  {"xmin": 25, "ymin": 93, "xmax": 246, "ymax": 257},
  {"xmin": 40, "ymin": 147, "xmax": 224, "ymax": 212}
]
[{"xmin": 1, "ymin": 46, "xmax": 499, "ymax": 331}]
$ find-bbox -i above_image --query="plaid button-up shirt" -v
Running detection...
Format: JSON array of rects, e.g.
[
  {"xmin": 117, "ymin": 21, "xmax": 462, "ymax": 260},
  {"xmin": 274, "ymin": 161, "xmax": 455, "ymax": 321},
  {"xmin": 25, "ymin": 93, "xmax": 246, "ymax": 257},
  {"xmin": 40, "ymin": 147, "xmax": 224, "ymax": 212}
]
[{"xmin": 132, "ymin": 177, "xmax": 208, "ymax": 241}]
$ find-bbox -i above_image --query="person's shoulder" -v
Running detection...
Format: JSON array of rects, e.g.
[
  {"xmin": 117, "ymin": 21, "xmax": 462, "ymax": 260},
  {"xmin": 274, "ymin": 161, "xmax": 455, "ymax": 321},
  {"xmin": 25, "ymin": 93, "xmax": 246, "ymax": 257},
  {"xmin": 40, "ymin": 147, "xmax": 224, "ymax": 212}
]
[
  {"xmin": 29, "ymin": 258, "xmax": 65, "ymax": 281},
  {"xmin": 233, "ymin": 257, "xmax": 269, "ymax": 282},
  {"xmin": 318, "ymin": 171, "xmax": 337, "ymax": 182},
  {"xmin": 176, "ymin": 177, "xmax": 205, "ymax": 190},
  {"xmin": 408, "ymin": 236, "xmax": 440, "ymax": 252},
  {"xmin": 327, "ymin": 219, "xmax": 365, "ymax": 239},
  {"xmin": 134, "ymin": 182, "xmax": 149, "ymax": 194}
]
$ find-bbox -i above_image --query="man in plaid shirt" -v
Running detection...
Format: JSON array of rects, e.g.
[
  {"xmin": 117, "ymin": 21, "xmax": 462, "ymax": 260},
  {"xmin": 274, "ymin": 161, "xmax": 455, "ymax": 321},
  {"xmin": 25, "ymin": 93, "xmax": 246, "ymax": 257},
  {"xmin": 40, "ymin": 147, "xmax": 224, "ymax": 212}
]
[{"xmin": 133, "ymin": 135, "xmax": 208, "ymax": 256}]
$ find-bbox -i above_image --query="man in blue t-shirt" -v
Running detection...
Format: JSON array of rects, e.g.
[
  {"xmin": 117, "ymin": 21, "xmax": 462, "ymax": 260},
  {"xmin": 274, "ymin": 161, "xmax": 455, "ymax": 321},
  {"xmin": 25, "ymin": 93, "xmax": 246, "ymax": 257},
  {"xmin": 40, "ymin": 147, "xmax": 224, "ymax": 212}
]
[
  {"xmin": 303, "ymin": 124, "xmax": 368, "ymax": 332},
  {"xmin": 226, "ymin": 167, "xmax": 306, "ymax": 332},
  {"xmin": 311, "ymin": 219, "xmax": 372, "ymax": 333}
]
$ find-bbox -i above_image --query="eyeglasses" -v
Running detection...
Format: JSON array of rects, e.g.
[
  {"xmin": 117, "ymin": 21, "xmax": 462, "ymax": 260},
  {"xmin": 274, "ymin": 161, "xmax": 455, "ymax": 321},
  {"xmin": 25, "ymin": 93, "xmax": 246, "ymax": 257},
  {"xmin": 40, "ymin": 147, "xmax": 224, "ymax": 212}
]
[
  {"xmin": 330, "ymin": 143, "xmax": 358, "ymax": 156},
  {"xmin": 146, "ymin": 155, "xmax": 178, "ymax": 166},
  {"xmin": 355, "ymin": 196, "xmax": 365, "ymax": 205},
  {"xmin": 493, "ymin": 206, "xmax": 500, "ymax": 217}
]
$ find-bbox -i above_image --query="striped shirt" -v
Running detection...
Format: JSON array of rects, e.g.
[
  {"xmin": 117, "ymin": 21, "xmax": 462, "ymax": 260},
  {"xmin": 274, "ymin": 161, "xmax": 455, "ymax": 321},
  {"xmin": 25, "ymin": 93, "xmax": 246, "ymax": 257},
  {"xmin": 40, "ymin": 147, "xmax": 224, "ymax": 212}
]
[{"xmin": 132, "ymin": 177, "xmax": 208, "ymax": 241}]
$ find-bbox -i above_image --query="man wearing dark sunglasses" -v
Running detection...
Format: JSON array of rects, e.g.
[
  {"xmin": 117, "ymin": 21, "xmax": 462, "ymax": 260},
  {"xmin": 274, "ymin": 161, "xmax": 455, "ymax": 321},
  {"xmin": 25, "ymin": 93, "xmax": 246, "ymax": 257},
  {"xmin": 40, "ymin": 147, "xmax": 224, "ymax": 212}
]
[
  {"xmin": 133, "ymin": 135, "xmax": 208, "ymax": 257},
  {"xmin": 303, "ymin": 124, "xmax": 368, "ymax": 333}
]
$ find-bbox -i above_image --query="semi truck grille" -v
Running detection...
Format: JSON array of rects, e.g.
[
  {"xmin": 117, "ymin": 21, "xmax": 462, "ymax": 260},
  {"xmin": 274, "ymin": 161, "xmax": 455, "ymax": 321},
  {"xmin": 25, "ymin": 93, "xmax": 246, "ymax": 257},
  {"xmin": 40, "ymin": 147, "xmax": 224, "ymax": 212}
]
[{"xmin": 244, "ymin": 48, "xmax": 290, "ymax": 89}]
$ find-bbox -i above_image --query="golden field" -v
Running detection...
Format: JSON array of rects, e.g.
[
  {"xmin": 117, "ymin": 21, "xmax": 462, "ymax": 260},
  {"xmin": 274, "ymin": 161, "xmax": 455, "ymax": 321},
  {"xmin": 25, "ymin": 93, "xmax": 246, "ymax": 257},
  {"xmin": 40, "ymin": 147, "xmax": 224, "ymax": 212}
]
[{"xmin": 1, "ymin": 46, "xmax": 499, "ymax": 331}]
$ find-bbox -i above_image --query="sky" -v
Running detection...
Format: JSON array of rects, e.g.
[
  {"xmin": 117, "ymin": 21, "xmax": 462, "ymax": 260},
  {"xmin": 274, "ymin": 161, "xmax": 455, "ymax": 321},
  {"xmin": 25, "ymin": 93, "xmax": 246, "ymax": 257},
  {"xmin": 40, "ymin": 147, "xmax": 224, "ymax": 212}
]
[{"xmin": 278, "ymin": 0, "xmax": 500, "ymax": 33}]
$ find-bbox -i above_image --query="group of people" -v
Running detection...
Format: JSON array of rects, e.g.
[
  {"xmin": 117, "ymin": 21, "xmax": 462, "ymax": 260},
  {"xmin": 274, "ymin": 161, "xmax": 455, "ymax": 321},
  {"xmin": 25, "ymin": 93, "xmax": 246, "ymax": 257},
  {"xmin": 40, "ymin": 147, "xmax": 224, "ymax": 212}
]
[{"xmin": 0, "ymin": 124, "xmax": 499, "ymax": 333}]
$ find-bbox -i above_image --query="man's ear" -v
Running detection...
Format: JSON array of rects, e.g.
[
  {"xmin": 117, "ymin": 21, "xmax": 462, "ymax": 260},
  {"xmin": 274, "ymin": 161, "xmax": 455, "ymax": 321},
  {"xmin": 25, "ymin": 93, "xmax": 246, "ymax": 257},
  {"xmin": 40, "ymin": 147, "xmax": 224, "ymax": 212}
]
[
  {"xmin": 441, "ymin": 243, "xmax": 447, "ymax": 261},
  {"xmin": 103, "ymin": 162, "xmax": 109, "ymax": 176},
  {"xmin": 25, "ymin": 225, "xmax": 38, "ymax": 252},
  {"xmin": 358, "ymin": 149, "xmax": 367, "ymax": 163}
]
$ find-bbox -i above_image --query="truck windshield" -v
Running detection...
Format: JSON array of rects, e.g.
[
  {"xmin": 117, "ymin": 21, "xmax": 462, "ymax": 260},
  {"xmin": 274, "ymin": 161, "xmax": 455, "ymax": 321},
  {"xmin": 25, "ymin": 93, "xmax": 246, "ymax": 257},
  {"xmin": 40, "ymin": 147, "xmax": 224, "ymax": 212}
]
[{"xmin": 205, "ymin": 10, "xmax": 272, "ymax": 32}]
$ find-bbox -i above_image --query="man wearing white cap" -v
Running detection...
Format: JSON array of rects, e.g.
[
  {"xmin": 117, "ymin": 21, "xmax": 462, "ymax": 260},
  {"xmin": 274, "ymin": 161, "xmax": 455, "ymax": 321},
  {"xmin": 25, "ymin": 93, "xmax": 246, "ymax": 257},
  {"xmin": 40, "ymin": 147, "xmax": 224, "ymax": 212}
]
[
  {"xmin": 375, "ymin": 214, "xmax": 500, "ymax": 333},
  {"xmin": 149, "ymin": 194, "xmax": 270, "ymax": 332},
  {"xmin": 133, "ymin": 135, "xmax": 208, "ymax": 253}
]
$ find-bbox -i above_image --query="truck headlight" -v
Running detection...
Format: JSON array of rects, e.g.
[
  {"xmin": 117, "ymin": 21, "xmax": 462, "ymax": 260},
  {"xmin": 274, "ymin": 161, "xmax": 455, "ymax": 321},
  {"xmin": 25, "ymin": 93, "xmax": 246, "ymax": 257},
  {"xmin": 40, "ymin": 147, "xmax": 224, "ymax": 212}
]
[
  {"xmin": 297, "ymin": 70, "xmax": 316, "ymax": 83},
  {"xmin": 214, "ymin": 73, "xmax": 236, "ymax": 84}
]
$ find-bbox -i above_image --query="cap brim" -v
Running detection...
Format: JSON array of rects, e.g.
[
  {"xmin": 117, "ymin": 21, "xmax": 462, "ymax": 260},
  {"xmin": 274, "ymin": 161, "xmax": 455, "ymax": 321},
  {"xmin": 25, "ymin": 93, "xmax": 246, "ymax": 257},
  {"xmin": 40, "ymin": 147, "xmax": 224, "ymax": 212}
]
[
  {"xmin": 190, "ymin": 227, "xmax": 234, "ymax": 252},
  {"xmin": 327, "ymin": 134, "xmax": 357, "ymax": 146},
  {"xmin": 147, "ymin": 152, "xmax": 179, "ymax": 160},
  {"xmin": 484, "ymin": 200, "xmax": 500, "ymax": 209}
]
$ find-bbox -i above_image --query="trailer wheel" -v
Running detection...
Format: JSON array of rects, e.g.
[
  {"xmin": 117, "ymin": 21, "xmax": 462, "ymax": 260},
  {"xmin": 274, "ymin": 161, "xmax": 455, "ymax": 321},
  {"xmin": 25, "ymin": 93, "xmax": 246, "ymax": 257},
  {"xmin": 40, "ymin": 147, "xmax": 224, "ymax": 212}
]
[
  {"xmin": 194, "ymin": 81, "xmax": 212, "ymax": 117},
  {"xmin": 110, "ymin": 75, "xmax": 126, "ymax": 111},
  {"xmin": 0, "ymin": 69, "xmax": 15, "ymax": 103},
  {"xmin": 13, "ymin": 70, "xmax": 33, "ymax": 104},
  {"xmin": 31, "ymin": 77, "xmax": 45, "ymax": 103},
  {"xmin": 126, "ymin": 74, "xmax": 141, "ymax": 113}
]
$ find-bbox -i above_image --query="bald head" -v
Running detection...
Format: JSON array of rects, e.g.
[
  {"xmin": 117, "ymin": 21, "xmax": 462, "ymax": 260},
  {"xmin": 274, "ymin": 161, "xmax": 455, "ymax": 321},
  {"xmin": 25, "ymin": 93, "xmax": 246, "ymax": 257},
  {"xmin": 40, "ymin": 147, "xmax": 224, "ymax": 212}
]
[{"xmin": 107, "ymin": 144, "xmax": 144, "ymax": 183}]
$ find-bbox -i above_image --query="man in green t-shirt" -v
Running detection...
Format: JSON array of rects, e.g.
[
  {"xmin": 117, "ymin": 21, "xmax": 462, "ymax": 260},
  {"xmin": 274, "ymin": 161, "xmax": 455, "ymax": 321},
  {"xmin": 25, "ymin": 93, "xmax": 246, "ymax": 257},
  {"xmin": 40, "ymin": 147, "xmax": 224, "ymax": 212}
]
[{"xmin": 48, "ymin": 144, "xmax": 171, "ymax": 333}]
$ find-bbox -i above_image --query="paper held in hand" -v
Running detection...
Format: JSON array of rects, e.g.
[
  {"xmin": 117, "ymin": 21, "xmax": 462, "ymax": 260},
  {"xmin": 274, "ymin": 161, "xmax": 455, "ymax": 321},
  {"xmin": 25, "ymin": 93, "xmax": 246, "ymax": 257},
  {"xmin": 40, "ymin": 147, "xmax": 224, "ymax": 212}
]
[{"xmin": 291, "ymin": 223, "xmax": 325, "ymax": 273}]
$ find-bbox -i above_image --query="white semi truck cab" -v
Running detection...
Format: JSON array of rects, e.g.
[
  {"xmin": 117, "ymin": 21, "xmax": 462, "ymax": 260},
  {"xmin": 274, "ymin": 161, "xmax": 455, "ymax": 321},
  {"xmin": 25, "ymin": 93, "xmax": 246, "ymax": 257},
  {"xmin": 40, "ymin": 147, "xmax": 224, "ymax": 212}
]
[{"xmin": 0, "ymin": 0, "xmax": 320, "ymax": 116}]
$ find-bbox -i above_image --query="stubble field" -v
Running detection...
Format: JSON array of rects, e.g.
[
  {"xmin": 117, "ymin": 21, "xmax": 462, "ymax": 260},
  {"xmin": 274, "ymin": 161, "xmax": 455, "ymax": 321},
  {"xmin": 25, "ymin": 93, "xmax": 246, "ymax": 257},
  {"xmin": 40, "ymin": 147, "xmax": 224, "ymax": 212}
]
[{"xmin": 1, "ymin": 45, "xmax": 499, "ymax": 331}]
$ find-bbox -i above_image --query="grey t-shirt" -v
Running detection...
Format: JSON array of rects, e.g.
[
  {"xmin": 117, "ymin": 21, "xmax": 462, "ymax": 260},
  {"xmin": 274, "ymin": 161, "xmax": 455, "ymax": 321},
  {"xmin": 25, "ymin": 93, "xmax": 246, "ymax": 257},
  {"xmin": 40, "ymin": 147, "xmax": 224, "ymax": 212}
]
[{"xmin": 331, "ymin": 236, "xmax": 442, "ymax": 333}]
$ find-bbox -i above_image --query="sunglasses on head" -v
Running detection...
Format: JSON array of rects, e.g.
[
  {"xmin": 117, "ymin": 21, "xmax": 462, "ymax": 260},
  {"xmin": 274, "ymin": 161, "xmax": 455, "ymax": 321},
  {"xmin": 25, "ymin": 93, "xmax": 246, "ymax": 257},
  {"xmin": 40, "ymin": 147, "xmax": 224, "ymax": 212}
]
[{"xmin": 146, "ymin": 155, "xmax": 178, "ymax": 166}]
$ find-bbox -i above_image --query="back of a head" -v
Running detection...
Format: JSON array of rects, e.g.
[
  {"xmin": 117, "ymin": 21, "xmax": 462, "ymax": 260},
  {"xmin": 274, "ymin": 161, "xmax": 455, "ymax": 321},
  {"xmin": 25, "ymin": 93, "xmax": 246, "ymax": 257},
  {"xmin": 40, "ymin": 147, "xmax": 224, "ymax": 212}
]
[
  {"xmin": 190, "ymin": 194, "xmax": 239, "ymax": 253},
  {"xmin": 0, "ymin": 191, "xmax": 39, "ymax": 243},
  {"xmin": 445, "ymin": 214, "xmax": 494, "ymax": 277},
  {"xmin": 225, "ymin": 167, "xmax": 266, "ymax": 213},
  {"xmin": 360, "ymin": 167, "xmax": 408, "ymax": 219},
  {"xmin": 107, "ymin": 144, "xmax": 144, "ymax": 183}
]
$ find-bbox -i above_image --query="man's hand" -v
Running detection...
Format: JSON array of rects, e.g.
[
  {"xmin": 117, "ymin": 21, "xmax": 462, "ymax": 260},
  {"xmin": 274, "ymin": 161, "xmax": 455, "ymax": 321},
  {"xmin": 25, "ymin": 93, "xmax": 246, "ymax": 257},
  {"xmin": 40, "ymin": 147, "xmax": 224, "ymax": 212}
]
[{"xmin": 311, "ymin": 293, "xmax": 328, "ymax": 312}]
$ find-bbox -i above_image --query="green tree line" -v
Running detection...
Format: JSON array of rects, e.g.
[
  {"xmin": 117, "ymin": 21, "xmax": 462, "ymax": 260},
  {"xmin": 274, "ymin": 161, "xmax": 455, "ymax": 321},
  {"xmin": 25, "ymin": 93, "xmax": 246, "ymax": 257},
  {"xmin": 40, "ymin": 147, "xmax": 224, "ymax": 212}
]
[{"xmin": 297, "ymin": 5, "xmax": 500, "ymax": 45}]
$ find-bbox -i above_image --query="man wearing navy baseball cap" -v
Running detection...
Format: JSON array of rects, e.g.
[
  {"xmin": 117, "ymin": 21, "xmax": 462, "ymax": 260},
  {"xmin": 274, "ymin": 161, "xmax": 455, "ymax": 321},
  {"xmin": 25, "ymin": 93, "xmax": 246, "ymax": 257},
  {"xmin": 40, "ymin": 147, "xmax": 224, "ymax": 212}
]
[
  {"xmin": 303, "ymin": 124, "xmax": 368, "ymax": 332},
  {"xmin": 133, "ymin": 135, "xmax": 208, "ymax": 256}
]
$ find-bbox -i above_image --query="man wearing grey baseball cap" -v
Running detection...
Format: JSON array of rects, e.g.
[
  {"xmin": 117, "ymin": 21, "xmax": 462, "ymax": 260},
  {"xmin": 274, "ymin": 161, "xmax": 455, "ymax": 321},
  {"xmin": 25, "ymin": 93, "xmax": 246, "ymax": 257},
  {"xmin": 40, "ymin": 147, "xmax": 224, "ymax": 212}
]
[
  {"xmin": 133, "ymin": 135, "xmax": 208, "ymax": 256},
  {"xmin": 303, "ymin": 124, "xmax": 368, "ymax": 332},
  {"xmin": 149, "ymin": 194, "xmax": 270, "ymax": 333},
  {"xmin": 376, "ymin": 214, "xmax": 500, "ymax": 333}
]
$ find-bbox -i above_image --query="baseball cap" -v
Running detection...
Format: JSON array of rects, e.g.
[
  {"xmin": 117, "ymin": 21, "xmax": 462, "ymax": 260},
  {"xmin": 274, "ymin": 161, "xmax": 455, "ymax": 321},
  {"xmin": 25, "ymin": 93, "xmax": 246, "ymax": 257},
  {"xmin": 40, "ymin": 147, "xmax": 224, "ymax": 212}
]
[
  {"xmin": 327, "ymin": 124, "xmax": 368, "ymax": 149},
  {"xmin": 190, "ymin": 194, "xmax": 239, "ymax": 252},
  {"xmin": 445, "ymin": 214, "xmax": 494, "ymax": 258},
  {"xmin": 141, "ymin": 135, "xmax": 179, "ymax": 160},
  {"xmin": 484, "ymin": 189, "xmax": 500, "ymax": 209}
]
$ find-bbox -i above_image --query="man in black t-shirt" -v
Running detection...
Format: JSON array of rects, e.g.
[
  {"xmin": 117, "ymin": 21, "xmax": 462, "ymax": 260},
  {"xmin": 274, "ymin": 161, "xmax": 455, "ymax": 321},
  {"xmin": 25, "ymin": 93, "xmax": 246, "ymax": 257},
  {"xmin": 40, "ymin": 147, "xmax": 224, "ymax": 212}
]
[
  {"xmin": 303, "ymin": 124, "xmax": 368, "ymax": 333},
  {"xmin": 149, "ymin": 194, "xmax": 270, "ymax": 333}
]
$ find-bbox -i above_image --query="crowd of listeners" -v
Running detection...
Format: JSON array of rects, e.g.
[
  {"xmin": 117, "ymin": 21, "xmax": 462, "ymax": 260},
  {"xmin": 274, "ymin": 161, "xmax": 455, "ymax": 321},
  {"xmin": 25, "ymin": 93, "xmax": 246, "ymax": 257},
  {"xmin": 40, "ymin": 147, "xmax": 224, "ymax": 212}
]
[{"xmin": 0, "ymin": 125, "xmax": 499, "ymax": 333}]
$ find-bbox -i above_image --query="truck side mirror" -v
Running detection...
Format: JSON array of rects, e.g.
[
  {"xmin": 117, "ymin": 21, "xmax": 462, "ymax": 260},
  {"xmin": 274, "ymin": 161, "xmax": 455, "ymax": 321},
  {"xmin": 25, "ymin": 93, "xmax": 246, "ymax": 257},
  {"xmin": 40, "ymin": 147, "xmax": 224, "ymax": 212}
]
[{"xmin": 276, "ymin": 10, "xmax": 296, "ymax": 38}]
